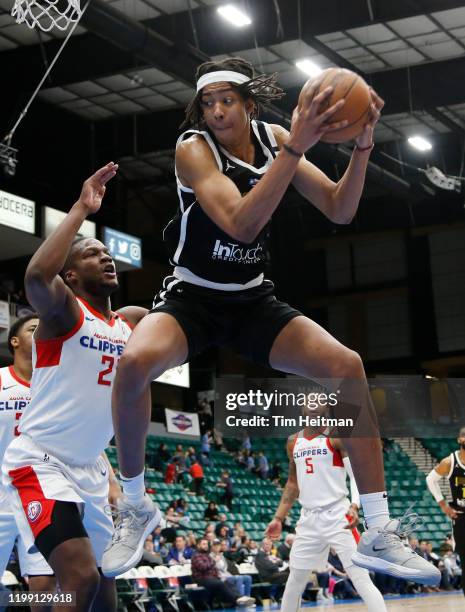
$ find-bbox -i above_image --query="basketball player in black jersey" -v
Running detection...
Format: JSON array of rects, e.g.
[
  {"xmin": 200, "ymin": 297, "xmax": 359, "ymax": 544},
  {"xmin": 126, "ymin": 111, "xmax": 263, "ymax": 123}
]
[
  {"xmin": 102, "ymin": 58, "xmax": 439, "ymax": 586},
  {"xmin": 427, "ymin": 427, "xmax": 465, "ymax": 596}
]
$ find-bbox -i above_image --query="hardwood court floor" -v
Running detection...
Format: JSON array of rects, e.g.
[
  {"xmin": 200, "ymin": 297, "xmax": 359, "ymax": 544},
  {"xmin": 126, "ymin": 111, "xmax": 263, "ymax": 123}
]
[{"xmin": 298, "ymin": 592, "xmax": 464, "ymax": 611}]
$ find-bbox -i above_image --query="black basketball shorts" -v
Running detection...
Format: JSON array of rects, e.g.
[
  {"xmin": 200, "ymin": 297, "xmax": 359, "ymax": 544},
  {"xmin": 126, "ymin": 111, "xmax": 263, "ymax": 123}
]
[{"xmin": 150, "ymin": 278, "xmax": 302, "ymax": 367}]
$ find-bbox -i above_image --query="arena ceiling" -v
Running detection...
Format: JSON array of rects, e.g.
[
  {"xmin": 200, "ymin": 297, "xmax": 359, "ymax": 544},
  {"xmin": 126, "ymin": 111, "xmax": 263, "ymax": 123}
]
[{"xmin": 1, "ymin": 0, "xmax": 465, "ymax": 233}]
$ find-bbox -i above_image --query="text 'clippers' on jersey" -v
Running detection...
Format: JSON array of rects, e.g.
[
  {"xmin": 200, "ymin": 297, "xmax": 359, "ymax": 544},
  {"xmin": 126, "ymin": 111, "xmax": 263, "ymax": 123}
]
[{"xmin": 18, "ymin": 298, "xmax": 132, "ymax": 466}]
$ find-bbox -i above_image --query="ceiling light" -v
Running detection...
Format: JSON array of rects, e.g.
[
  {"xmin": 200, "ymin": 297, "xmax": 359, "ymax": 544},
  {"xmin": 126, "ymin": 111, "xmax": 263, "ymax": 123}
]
[
  {"xmin": 217, "ymin": 5, "xmax": 252, "ymax": 27},
  {"xmin": 295, "ymin": 59, "xmax": 323, "ymax": 78},
  {"xmin": 408, "ymin": 136, "xmax": 432, "ymax": 152}
]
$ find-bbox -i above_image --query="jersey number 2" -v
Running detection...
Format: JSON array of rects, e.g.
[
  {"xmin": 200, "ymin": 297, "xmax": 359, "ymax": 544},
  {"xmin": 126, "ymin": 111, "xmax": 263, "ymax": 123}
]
[
  {"xmin": 98, "ymin": 356, "xmax": 115, "ymax": 386},
  {"xmin": 305, "ymin": 457, "xmax": 314, "ymax": 474}
]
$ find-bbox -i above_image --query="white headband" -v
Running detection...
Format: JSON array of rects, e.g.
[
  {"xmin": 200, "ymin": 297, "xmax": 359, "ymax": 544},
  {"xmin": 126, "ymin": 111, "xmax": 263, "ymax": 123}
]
[{"xmin": 196, "ymin": 70, "xmax": 250, "ymax": 92}]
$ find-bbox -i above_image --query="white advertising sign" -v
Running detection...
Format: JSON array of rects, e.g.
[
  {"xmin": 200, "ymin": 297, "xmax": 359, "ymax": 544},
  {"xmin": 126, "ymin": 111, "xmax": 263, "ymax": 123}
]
[
  {"xmin": 165, "ymin": 408, "xmax": 200, "ymax": 437},
  {"xmin": 0, "ymin": 190, "xmax": 35, "ymax": 234},
  {"xmin": 43, "ymin": 206, "xmax": 96, "ymax": 238},
  {"xmin": 0, "ymin": 301, "xmax": 9, "ymax": 330}
]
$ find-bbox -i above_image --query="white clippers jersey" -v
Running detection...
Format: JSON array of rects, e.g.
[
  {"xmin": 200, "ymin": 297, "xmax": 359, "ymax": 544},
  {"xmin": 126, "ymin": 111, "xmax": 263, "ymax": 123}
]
[
  {"xmin": 19, "ymin": 298, "xmax": 132, "ymax": 466},
  {"xmin": 0, "ymin": 366, "xmax": 30, "ymax": 477},
  {"xmin": 292, "ymin": 433, "xmax": 348, "ymax": 509}
]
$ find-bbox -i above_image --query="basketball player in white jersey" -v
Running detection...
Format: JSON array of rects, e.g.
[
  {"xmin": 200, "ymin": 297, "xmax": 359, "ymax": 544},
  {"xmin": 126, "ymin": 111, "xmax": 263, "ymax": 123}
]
[
  {"xmin": 0, "ymin": 315, "xmax": 55, "ymax": 610},
  {"xmin": 2, "ymin": 163, "xmax": 153, "ymax": 612},
  {"xmin": 265, "ymin": 430, "xmax": 386, "ymax": 611},
  {"xmin": 103, "ymin": 56, "xmax": 439, "ymax": 587}
]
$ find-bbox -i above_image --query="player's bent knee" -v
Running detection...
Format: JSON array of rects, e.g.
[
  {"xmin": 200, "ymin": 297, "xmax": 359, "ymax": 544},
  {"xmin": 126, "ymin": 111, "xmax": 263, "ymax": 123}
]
[
  {"xmin": 62, "ymin": 565, "xmax": 100, "ymax": 594},
  {"xmin": 329, "ymin": 348, "xmax": 364, "ymax": 379},
  {"xmin": 117, "ymin": 349, "xmax": 166, "ymax": 386}
]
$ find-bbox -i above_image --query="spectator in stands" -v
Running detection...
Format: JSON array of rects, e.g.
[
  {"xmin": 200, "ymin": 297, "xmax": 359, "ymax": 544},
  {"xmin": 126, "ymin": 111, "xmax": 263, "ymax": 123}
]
[
  {"xmin": 186, "ymin": 532, "xmax": 197, "ymax": 549},
  {"xmin": 255, "ymin": 538, "xmax": 289, "ymax": 585},
  {"xmin": 191, "ymin": 538, "xmax": 254, "ymax": 607},
  {"xmin": 217, "ymin": 525, "xmax": 233, "ymax": 547},
  {"xmin": 408, "ymin": 536, "xmax": 420, "ymax": 554},
  {"xmin": 205, "ymin": 522, "xmax": 216, "ymax": 536},
  {"xmin": 419, "ymin": 540, "xmax": 435, "ymax": 563},
  {"xmin": 186, "ymin": 446, "xmax": 199, "ymax": 466},
  {"xmin": 210, "ymin": 539, "xmax": 254, "ymax": 599},
  {"xmin": 216, "ymin": 471, "xmax": 234, "ymax": 510},
  {"xmin": 173, "ymin": 498, "xmax": 188, "ymax": 514},
  {"xmin": 237, "ymin": 450, "xmax": 247, "ymax": 467},
  {"xmin": 140, "ymin": 534, "xmax": 163, "ymax": 566},
  {"xmin": 246, "ymin": 451, "xmax": 255, "ymax": 472},
  {"xmin": 165, "ymin": 456, "xmax": 179, "ymax": 484},
  {"xmin": 232, "ymin": 522, "xmax": 246, "ymax": 549},
  {"xmin": 153, "ymin": 443, "xmax": 170, "ymax": 472},
  {"xmin": 270, "ymin": 460, "xmax": 282, "ymax": 484},
  {"xmin": 236, "ymin": 536, "xmax": 252, "ymax": 563},
  {"xmin": 213, "ymin": 428, "xmax": 224, "ymax": 450},
  {"xmin": 198, "ymin": 398, "xmax": 213, "ymax": 432},
  {"xmin": 215, "ymin": 514, "xmax": 233, "ymax": 538},
  {"xmin": 277, "ymin": 534, "xmax": 295, "ymax": 562},
  {"xmin": 242, "ymin": 435, "xmax": 252, "ymax": 452},
  {"xmin": 174, "ymin": 444, "xmax": 188, "ymax": 483},
  {"xmin": 189, "ymin": 458, "xmax": 204, "ymax": 496},
  {"xmin": 441, "ymin": 544, "xmax": 462, "ymax": 590},
  {"xmin": 256, "ymin": 451, "xmax": 269, "ymax": 480},
  {"xmin": 152, "ymin": 526, "xmax": 165, "ymax": 553},
  {"xmin": 427, "ymin": 542, "xmax": 441, "ymax": 565},
  {"xmin": 163, "ymin": 507, "xmax": 185, "ymax": 542},
  {"xmin": 249, "ymin": 541, "xmax": 259, "ymax": 556},
  {"xmin": 204, "ymin": 502, "xmax": 220, "ymax": 522},
  {"xmin": 201, "ymin": 431, "xmax": 212, "ymax": 460},
  {"xmin": 166, "ymin": 535, "xmax": 194, "ymax": 566}
]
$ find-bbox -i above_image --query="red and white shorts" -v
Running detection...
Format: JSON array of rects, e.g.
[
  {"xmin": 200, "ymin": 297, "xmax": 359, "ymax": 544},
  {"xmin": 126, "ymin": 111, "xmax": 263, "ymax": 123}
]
[
  {"xmin": 2, "ymin": 434, "xmax": 113, "ymax": 566},
  {"xmin": 290, "ymin": 498, "xmax": 360, "ymax": 571},
  {"xmin": 0, "ymin": 486, "xmax": 52, "ymax": 577}
]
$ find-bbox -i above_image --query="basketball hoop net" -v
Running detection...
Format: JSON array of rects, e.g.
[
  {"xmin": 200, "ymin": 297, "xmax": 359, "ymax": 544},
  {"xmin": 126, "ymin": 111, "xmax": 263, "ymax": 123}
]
[{"xmin": 11, "ymin": 0, "xmax": 82, "ymax": 32}]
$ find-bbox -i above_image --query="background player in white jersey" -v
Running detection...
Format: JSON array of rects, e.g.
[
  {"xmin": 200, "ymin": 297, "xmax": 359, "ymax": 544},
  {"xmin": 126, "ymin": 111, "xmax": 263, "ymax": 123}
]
[
  {"xmin": 0, "ymin": 315, "xmax": 55, "ymax": 610},
  {"xmin": 265, "ymin": 430, "xmax": 386, "ymax": 612},
  {"xmin": 2, "ymin": 163, "xmax": 150, "ymax": 612}
]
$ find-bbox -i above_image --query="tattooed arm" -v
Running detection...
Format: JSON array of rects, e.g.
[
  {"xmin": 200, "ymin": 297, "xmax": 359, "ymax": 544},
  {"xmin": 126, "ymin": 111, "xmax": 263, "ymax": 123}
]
[{"xmin": 265, "ymin": 434, "xmax": 300, "ymax": 540}]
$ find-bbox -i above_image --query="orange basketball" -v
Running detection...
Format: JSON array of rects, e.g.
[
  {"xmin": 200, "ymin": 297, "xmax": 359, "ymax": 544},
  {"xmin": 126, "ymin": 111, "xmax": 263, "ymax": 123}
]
[{"xmin": 298, "ymin": 68, "xmax": 371, "ymax": 144}]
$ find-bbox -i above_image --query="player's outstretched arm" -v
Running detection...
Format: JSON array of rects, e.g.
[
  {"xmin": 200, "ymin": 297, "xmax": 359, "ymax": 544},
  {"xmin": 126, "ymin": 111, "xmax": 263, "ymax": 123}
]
[
  {"xmin": 265, "ymin": 435, "xmax": 299, "ymax": 540},
  {"xmin": 25, "ymin": 163, "xmax": 118, "ymax": 330},
  {"xmin": 270, "ymin": 89, "xmax": 384, "ymax": 225},
  {"xmin": 426, "ymin": 457, "xmax": 463, "ymax": 519}
]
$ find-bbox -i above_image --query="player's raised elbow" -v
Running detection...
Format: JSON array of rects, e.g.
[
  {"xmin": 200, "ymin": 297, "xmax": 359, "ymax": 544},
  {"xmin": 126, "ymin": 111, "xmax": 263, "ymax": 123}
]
[{"xmin": 25, "ymin": 264, "xmax": 44, "ymax": 287}]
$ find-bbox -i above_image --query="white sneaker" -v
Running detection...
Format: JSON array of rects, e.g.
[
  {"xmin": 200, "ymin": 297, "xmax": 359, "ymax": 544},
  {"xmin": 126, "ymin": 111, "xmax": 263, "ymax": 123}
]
[
  {"xmin": 236, "ymin": 596, "xmax": 256, "ymax": 606},
  {"xmin": 351, "ymin": 511, "xmax": 441, "ymax": 586},
  {"xmin": 101, "ymin": 495, "xmax": 162, "ymax": 577}
]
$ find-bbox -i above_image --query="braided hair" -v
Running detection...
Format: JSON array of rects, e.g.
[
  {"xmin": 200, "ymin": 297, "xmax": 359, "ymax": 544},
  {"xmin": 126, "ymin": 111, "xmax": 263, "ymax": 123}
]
[{"xmin": 181, "ymin": 57, "xmax": 284, "ymax": 130}]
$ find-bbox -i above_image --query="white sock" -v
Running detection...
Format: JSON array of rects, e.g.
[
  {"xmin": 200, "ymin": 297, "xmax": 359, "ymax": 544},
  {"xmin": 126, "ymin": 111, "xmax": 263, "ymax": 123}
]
[
  {"xmin": 360, "ymin": 491, "xmax": 390, "ymax": 529},
  {"xmin": 120, "ymin": 471, "xmax": 146, "ymax": 505}
]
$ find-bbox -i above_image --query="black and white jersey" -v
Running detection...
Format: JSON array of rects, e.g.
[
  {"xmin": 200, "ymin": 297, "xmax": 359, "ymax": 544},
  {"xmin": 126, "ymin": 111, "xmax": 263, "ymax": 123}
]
[
  {"xmin": 163, "ymin": 120, "xmax": 280, "ymax": 291},
  {"xmin": 448, "ymin": 451, "xmax": 465, "ymax": 510}
]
